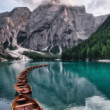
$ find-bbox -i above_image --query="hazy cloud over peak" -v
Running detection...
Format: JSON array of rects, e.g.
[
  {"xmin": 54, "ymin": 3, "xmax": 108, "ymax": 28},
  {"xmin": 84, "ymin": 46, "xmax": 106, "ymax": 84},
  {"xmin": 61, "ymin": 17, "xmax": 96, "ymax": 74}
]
[
  {"xmin": 87, "ymin": 0, "xmax": 110, "ymax": 16},
  {"xmin": 0, "ymin": 0, "xmax": 110, "ymax": 16}
]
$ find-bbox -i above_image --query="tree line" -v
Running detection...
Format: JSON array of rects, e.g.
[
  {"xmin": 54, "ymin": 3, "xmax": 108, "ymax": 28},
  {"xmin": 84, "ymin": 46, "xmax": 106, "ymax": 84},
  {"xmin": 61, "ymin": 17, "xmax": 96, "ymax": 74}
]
[{"xmin": 62, "ymin": 16, "xmax": 110, "ymax": 61}]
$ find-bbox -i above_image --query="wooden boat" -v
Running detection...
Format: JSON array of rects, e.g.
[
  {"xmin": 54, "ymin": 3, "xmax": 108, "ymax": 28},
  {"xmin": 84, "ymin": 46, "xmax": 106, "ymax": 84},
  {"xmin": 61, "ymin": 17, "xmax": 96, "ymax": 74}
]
[
  {"xmin": 12, "ymin": 95, "xmax": 43, "ymax": 110},
  {"xmin": 15, "ymin": 88, "xmax": 32, "ymax": 95},
  {"xmin": 19, "ymin": 65, "xmax": 48, "ymax": 76},
  {"xmin": 14, "ymin": 83, "xmax": 31, "ymax": 88},
  {"xmin": 17, "ymin": 79, "xmax": 28, "ymax": 83},
  {"xmin": 17, "ymin": 75, "xmax": 28, "ymax": 79},
  {"xmin": 35, "ymin": 65, "xmax": 41, "ymax": 68},
  {"xmin": 15, "ymin": 83, "xmax": 26, "ymax": 86},
  {"xmin": 23, "ymin": 69, "xmax": 30, "ymax": 72},
  {"xmin": 14, "ymin": 83, "xmax": 31, "ymax": 89},
  {"xmin": 20, "ymin": 70, "xmax": 29, "ymax": 74},
  {"xmin": 31, "ymin": 66, "xmax": 36, "ymax": 69},
  {"xmin": 44, "ymin": 64, "xmax": 48, "ymax": 66},
  {"xmin": 12, "ymin": 64, "xmax": 48, "ymax": 110},
  {"xmin": 39, "ymin": 65, "xmax": 45, "ymax": 67},
  {"xmin": 26, "ymin": 68, "xmax": 33, "ymax": 71},
  {"xmin": 17, "ymin": 76, "xmax": 28, "ymax": 80},
  {"xmin": 30, "ymin": 65, "xmax": 48, "ymax": 69},
  {"xmin": 19, "ymin": 72, "xmax": 28, "ymax": 76}
]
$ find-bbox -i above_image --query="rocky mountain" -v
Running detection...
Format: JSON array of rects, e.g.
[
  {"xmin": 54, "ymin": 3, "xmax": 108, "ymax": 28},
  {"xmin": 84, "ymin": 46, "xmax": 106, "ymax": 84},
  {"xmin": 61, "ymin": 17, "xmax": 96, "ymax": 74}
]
[
  {"xmin": 0, "ymin": 7, "xmax": 31, "ymax": 60},
  {"xmin": 62, "ymin": 16, "xmax": 110, "ymax": 61},
  {"xmin": 21, "ymin": 2, "xmax": 108, "ymax": 54},
  {"xmin": 0, "ymin": 1, "xmax": 108, "ymax": 58},
  {"xmin": 0, "ymin": 7, "xmax": 31, "ymax": 49}
]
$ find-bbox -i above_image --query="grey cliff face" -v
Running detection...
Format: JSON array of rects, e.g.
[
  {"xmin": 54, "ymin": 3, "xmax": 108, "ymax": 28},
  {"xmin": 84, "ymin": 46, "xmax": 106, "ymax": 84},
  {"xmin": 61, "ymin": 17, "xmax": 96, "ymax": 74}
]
[
  {"xmin": 0, "ymin": 4, "xmax": 108, "ymax": 55},
  {"xmin": 22, "ymin": 4, "xmax": 107, "ymax": 54},
  {"xmin": 0, "ymin": 7, "xmax": 31, "ymax": 49}
]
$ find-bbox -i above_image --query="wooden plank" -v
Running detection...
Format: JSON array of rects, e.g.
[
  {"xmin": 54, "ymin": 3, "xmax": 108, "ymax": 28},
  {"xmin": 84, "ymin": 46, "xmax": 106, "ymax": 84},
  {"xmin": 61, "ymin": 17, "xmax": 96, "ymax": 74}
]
[{"xmin": 16, "ymin": 103, "xmax": 33, "ymax": 108}]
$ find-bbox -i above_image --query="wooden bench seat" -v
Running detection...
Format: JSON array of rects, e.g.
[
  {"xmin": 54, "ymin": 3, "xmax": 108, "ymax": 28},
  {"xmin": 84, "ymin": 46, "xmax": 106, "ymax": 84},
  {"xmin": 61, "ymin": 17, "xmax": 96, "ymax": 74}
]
[
  {"xmin": 16, "ymin": 103, "xmax": 33, "ymax": 108},
  {"xmin": 17, "ymin": 98, "xmax": 26, "ymax": 102}
]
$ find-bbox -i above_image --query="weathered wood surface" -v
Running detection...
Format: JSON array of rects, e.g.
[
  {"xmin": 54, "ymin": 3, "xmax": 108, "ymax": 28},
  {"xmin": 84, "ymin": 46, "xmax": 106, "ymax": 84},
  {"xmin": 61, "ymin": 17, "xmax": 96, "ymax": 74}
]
[{"xmin": 12, "ymin": 64, "xmax": 48, "ymax": 110}]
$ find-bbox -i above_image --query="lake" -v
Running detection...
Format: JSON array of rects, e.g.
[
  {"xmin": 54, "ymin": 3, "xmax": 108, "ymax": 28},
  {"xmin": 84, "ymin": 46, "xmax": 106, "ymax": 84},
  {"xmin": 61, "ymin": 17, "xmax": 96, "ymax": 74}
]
[{"xmin": 0, "ymin": 61, "xmax": 110, "ymax": 110}]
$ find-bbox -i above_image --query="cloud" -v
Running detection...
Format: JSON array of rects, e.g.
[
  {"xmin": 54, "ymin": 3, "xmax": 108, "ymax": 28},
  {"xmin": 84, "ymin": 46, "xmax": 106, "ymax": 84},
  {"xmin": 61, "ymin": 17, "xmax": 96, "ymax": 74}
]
[
  {"xmin": 14, "ymin": 0, "xmax": 42, "ymax": 10},
  {"xmin": 15, "ymin": 0, "xmax": 77, "ymax": 8},
  {"xmin": 14, "ymin": 0, "xmax": 110, "ymax": 16},
  {"xmin": 0, "ymin": 0, "xmax": 110, "ymax": 16},
  {"xmin": 87, "ymin": 0, "xmax": 110, "ymax": 16}
]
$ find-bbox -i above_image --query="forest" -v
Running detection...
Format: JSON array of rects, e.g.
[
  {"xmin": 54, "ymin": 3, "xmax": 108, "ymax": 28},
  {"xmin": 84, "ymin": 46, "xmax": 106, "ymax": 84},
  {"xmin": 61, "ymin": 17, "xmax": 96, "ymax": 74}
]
[{"xmin": 62, "ymin": 16, "xmax": 110, "ymax": 61}]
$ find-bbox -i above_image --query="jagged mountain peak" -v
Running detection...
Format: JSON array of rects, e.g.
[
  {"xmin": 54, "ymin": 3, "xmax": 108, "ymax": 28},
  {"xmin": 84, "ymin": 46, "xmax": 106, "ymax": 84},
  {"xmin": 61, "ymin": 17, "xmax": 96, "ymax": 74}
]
[
  {"xmin": 21, "ymin": 4, "xmax": 108, "ymax": 54},
  {"xmin": 10, "ymin": 7, "xmax": 30, "ymax": 12},
  {"xmin": 0, "ymin": 7, "xmax": 31, "ymax": 50},
  {"xmin": 0, "ymin": 5, "xmax": 108, "ymax": 57},
  {"xmin": 9, "ymin": 7, "xmax": 31, "ymax": 19}
]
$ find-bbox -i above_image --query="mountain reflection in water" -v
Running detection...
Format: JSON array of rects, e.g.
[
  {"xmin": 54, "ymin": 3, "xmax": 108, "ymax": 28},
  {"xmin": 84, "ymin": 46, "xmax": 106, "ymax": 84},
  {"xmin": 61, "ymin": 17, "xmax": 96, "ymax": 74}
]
[{"xmin": 0, "ymin": 61, "xmax": 110, "ymax": 110}]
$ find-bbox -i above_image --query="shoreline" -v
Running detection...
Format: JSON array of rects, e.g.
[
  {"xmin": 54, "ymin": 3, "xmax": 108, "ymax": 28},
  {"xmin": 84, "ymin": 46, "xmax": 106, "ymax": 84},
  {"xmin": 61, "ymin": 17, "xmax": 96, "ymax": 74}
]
[{"xmin": 98, "ymin": 59, "xmax": 110, "ymax": 63}]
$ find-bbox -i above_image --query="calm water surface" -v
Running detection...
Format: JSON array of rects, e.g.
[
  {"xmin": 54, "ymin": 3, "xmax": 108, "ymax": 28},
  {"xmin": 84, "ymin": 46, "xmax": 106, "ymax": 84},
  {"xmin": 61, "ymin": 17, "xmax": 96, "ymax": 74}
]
[{"xmin": 0, "ymin": 61, "xmax": 110, "ymax": 110}]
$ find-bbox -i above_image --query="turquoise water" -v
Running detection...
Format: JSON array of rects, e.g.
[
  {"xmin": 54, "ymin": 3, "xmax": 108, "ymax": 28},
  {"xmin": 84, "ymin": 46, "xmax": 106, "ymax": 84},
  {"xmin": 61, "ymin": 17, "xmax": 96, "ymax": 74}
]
[{"xmin": 0, "ymin": 61, "xmax": 110, "ymax": 110}]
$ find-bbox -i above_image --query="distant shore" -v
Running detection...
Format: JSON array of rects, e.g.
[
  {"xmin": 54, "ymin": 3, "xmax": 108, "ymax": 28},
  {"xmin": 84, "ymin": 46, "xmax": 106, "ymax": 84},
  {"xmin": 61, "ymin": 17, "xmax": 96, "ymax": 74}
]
[{"xmin": 98, "ymin": 59, "xmax": 110, "ymax": 63}]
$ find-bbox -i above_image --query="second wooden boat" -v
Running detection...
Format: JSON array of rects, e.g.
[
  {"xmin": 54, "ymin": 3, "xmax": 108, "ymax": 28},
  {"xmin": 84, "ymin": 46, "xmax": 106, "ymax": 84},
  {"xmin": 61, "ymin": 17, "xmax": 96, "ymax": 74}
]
[
  {"xmin": 17, "ymin": 78, "xmax": 28, "ymax": 83},
  {"xmin": 14, "ymin": 83, "xmax": 32, "ymax": 95}
]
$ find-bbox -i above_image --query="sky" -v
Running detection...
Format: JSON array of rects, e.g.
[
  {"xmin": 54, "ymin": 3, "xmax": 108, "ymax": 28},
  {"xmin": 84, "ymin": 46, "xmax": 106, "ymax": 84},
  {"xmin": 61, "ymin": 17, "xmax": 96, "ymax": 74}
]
[{"xmin": 0, "ymin": 0, "xmax": 110, "ymax": 16}]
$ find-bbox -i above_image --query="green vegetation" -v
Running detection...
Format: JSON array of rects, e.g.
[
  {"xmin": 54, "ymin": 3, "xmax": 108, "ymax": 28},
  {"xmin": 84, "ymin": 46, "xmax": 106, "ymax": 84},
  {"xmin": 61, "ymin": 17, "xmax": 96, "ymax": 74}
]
[
  {"xmin": 0, "ymin": 53, "xmax": 19, "ymax": 61},
  {"xmin": 62, "ymin": 16, "xmax": 110, "ymax": 61},
  {"xmin": 23, "ymin": 51, "xmax": 61, "ymax": 60},
  {"xmin": 50, "ymin": 46, "xmax": 60, "ymax": 54}
]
